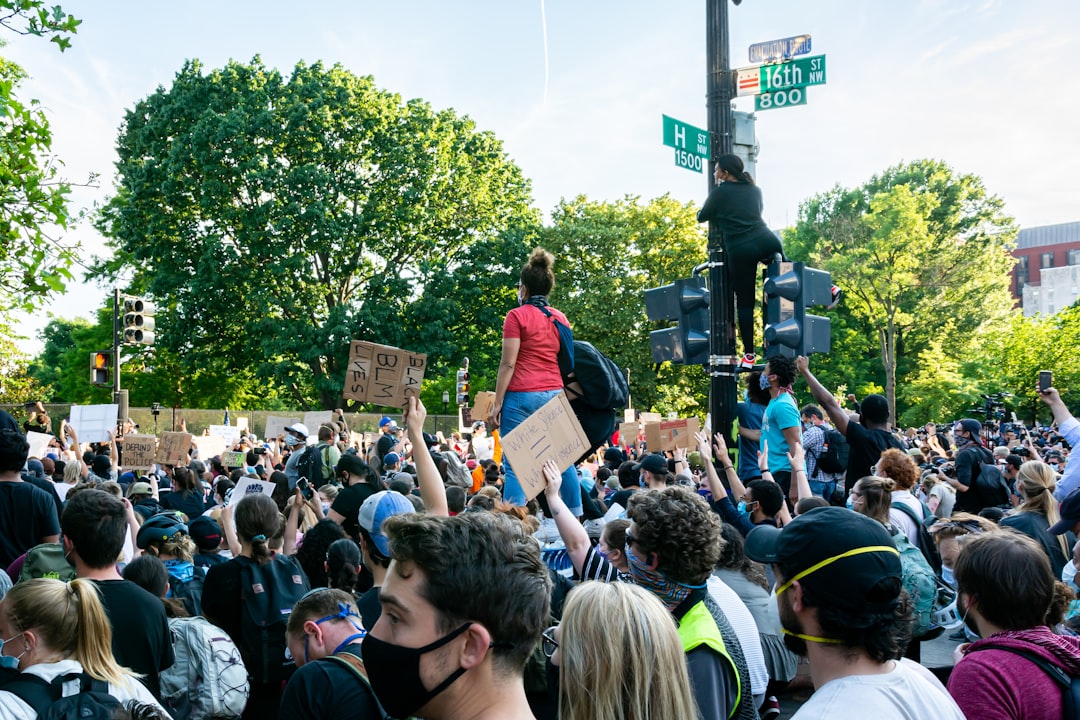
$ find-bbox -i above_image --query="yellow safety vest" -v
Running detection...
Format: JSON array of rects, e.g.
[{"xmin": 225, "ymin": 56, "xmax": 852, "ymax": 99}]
[{"xmin": 677, "ymin": 600, "xmax": 743, "ymax": 719}]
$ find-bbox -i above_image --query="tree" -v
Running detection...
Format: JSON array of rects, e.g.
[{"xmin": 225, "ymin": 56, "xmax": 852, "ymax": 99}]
[
  {"xmin": 0, "ymin": 1, "xmax": 82, "ymax": 329},
  {"xmin": 540, "ymin": 194, "xmax": 709, "ymax": 415},
  {"xmin": 96, "ymin": 58, "xmax": 536, "ymax": 410},
  {"xmin": 786, "ymin": 160, "xmax": 1016, "ymax": 422}
]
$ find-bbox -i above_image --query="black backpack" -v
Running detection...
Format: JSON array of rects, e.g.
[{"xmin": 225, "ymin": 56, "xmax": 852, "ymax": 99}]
[
  {"xmin": 892, "ymin": 501, "xmax": 944, "ymax": 576},
  {"xmin": 5, "ymin": 671, "xmax": 123, "ymax": 720},
  {"xmin": 814, "ymin": 427, "xmax": 850, "ymax": 475},
  {"xmin": 169, "ymin": 565, "xmax": 206, "ymax": 617},
  {"xmin": 236, "ymin": 554, "xmax": 311, "ymax": 684},
  {"xmin": 974, "ymin": 454, "xmax": 1011, "ymax": 509},
  {"xmin": 295, "ymin": 445, "xmax": 323, "ymax": 488},
  {"xmin": 968, "ymin": 644, "xmax": 1080, "ymax": 719}
]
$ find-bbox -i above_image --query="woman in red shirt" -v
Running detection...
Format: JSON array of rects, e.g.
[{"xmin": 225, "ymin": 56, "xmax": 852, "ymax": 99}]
[{"xmin": 491, "ymin": 248, "xmax": 582, "ymax": 515}]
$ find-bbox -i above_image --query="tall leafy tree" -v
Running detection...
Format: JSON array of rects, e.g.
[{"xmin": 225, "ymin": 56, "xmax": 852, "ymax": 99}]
[
  {"xmin": 96, "ymin": 58, "xmax": 536, "ymax": 409},
  {"xmin": 785, "ymin": 160, "xmax": 1016, "ymax": 421}
]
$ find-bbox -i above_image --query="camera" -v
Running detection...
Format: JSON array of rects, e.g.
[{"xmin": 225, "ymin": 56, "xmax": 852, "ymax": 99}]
[
  {"xmin": 253, "ymin": 447, "xmax": 267, "ymax": 456},
  {"xmin": 297, "ymin": 477, "xmax": 314, "ymax": 500}
]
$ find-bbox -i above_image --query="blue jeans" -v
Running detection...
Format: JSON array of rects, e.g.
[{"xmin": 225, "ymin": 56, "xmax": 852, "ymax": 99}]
[
  {"xmin": 501, "ymin": 389, "xmax": 582, "ymax": 515},
  {"xmin": 809, "ymin": 478, "xmax": 836, "ymax": 500}
]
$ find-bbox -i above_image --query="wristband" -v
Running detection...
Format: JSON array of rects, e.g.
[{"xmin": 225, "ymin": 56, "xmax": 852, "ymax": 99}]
[
  {"xmin": 722, "ymin": 464, "xmax": 734, "ymax": 470},
  {"xmin": 794, "ymin": 468, "xmax": 807, "ymax": 475}
]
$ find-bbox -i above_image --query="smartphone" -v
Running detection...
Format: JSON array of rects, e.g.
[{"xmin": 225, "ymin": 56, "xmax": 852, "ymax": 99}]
[
  {"xmin": 1039, "ymin": 370, "xmax": 1053, "ymax": 393},
  {"xmin": 297, "ymin": 477, "xmax": 314, "ymax": 500}
]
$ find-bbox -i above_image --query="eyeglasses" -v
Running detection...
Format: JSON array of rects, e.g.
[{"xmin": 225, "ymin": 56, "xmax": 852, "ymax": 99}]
[
  {"xmin": 541, "ymin": 626, "xmax": 558, "ymax": 658},
  {"xmin": 624, "ymin": 530, "xmax": 639, "ymax": 547}
]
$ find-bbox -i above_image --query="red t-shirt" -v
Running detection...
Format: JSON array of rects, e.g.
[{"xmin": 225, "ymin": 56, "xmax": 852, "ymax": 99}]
[{"xmin": 503, "ymin": 304, "xmax": 569, "ymax": 392}]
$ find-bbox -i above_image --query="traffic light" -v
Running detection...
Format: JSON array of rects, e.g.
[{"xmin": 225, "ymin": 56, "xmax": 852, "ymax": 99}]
[
  {"xmin": 762, "ymin": 260, "xmax": 832, "ymax": 359},
  {"xmin": 90, "ymin": 351, "xmax": 111, "ymax": 386},
  {"xmin": 123, "ymin": 296, "xmax": 155, "ymax": 345},
  {"xmin": 456, "ymin": 368, "xmax": 470, "ymax": 406},
  {"xmin": 645, "ymin": 276, "xmax": 710, "ymax": 365}
]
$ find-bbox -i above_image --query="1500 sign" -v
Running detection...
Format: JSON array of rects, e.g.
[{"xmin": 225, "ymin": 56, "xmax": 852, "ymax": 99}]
[{"xmin": 674, "ymin": 148, "xmax": 705, "ymax": 172}]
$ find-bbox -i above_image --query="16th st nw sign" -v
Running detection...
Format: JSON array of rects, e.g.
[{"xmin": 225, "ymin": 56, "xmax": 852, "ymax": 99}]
[{"xmin": 736, "ymin": 54, "xmax": 826, "ymax": 97}]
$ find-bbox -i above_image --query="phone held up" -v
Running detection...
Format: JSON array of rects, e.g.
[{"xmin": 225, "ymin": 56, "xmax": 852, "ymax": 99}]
[{"xmin": 1039, "ymin": 370, "xmax": 1052, "ymax": 393}]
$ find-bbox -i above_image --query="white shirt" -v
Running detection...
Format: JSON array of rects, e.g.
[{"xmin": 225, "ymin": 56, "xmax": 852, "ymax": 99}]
[
  {"xmin": 0, "ymin": 659, "xmax": 171, "ymax": 720},
  {"xmin": 472, "ymin": 435, "xmax": 495, "ymax": 462},
  {"xmin": 707, "ymin": 576, "xmax": 769, "ymax": 703},
  {"xmin": 793, "ymin": 658, "xmax": 964, "ymax": 720},
  {"xmin": 888, "ymin": 490, "xmax": 924, "ymax": 546}
]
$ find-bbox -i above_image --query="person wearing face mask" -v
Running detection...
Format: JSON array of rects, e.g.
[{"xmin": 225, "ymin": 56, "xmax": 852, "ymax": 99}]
[
  {"xmin": 947, "ymin": 418, "xmax": 1005, "ymax": 514},
  {"xmin": 282, "ymin": 423, "xmax": 310, "ymax": 490},
  {"xmin": 948, "ymin": 530, "xmax": 1080, "ymax": 720},
  {"xmin": 745, "ymin": 507, "xmax": 965, "ymax": 719},
  {"xmin": 361, "ymin": 510, "xmax": 551, "ymax": 720},
  {"xmin": 0, "ymin": 578, "xmax": 171, "ymax": 717},
  {"xmin": 326, "ymin": 454, "xmax": 382, "ymax": 541},
  {"xmin": 280, "ymin": 588, "xmax": 383, "ymax": 720},
  {"xmin": 491, "ymin": 248, "xmax": 582, "ymax": 516}
]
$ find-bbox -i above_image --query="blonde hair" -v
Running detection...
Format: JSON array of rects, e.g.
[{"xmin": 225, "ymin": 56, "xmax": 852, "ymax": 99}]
[
  {"xmin": 145, "ymin": 534, "xmax": 196, "ymax": 563},
  {"xmin": 558, "ymin": 582, "xmax": 698, "ymax": 720},
  {"xmin": 855, "ymin": 476, "xmax": 894, "ymax": 526},
  {"xmin": 63, "ymin": 460, "xmax": 83, "ymax": 486},
  {"xmin": 1016, "ymin": 461, "xmax": 1069, "ymax": 559},
  {"xmin": 3, "ymin": 578, "xmax": 134, "ymax": 688}
]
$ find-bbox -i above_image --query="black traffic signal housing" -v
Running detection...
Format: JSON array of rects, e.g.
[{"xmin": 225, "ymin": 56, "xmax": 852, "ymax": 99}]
[
  {"xmin": 90, "ymin": 351, "xmax": 111, "ymax": 386},
  {"xmin": 456, "ymin": 369, "xmax": 470, "ymax": 406},
  {"xmin": 763, "ymin": 261, "xmax": 831, "ymax": 359},
  {"xmin": 123, "ymin": 297, "xmax": 155, "ymax": 345},
  {"xmin": 645, "ymin": 277, "xmax": 710, "ymax": 366}
]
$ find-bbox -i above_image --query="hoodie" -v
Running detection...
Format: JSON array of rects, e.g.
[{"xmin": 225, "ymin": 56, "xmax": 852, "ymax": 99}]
[{"xmin": 948, "ymin": 626, "xmax": 1080, "ymax": 720}]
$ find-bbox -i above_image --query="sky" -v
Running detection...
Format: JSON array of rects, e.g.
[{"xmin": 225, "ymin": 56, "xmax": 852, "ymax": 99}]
[{"xmin": 5, "ymin": 0, "xmax": 1080, "ymax": 354}]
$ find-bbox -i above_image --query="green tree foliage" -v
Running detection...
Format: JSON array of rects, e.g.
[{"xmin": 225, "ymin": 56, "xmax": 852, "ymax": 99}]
[
  {"xmin": 0, "ymin": 1, "xmax": 81, "ymax": 329},
  {"xmin": 785, "ymin": 160, "xmax": 1016, "ymax": 423},
  {"xmin": 96, "ymin": 58, "xmax": 536, "ymax": 410},
  {"xmin": 540, "ymin": 194, "xmax": 709, "ymax": 415}
]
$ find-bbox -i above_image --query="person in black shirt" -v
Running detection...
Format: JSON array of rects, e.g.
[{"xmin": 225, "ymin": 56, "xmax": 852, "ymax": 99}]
[
  {"xmin": 159, "ymin": 465, "xmax": 207, "ymax": 519},
  {"xmin": 697, "ymin": 153, "xmax": 785, "ymax": 362},
  {"xmin": 327, "ymin": 454, "xmax": 382, "ymax": 541},
  {"xmin": 0, "ymin": 426, "xmax": 60, "ymax": 568}
]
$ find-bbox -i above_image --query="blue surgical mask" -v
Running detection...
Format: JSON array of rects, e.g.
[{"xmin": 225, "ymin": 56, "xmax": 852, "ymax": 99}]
[
  {"xmin": 0, "ymin": 632, "xmax": 26, "ymax": 670},
  {"xmin": 736, "ymin": 500, "xmax": 754, "ymax": 522},
  {"xmin": 941, "ymin": 565, "xmax": 955, "ymax": 589},
  {"xmin": 759, "ymin": 374, "xmax": 771, "ymax": 391},
  {"xmin": 845, "ymin": 494, "xmax": 855, "ymax": 510}
]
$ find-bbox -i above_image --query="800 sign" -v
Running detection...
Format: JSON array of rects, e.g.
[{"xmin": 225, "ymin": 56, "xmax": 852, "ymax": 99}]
[{"xmin": 755, "ymin": 87, "xmax": 808, "ymax": 112}]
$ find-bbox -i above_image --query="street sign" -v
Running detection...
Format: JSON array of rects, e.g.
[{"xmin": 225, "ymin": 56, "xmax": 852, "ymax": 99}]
[
  {"xmin": 736, "ymin": 67, "xmax": 760, "ymax": 97},
  {"xmin": 759, "ymin": 54, "xmax": 826, "ymax": 93},
  {"xmin": 755, "ymin": 87, "xmax": 809, "ymax": 112},
  {"xmin": 662, "ymin": 115, "xmax": 709, "ymax": 158},
  {"xmin": 749, "ymin": 34, "xmax": 812, "ymax": 64}
]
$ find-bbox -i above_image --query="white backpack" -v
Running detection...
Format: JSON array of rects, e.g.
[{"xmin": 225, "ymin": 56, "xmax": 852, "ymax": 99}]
[{"xmin": 160, "ymin": 615, "xmax": 250, "ymax": 719}]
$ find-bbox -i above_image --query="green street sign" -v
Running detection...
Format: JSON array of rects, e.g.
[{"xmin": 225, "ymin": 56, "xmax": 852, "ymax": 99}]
[
  {"xmin": 662, "ymin": 115, "xmax": 709, "ymax": 159},
  {"xmin": 672, "ymin": 148, "xmax": 705, "ymax": 173},
  {"xmin": 755, "ymin": 87, "xmax": 809, "ymax": 112},
  {"xmin": 759, "ymin": 54, "xmax": 826, "ymax": 93}
]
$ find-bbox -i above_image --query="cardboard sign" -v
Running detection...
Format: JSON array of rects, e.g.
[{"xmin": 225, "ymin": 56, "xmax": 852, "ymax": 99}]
[
  {"xmin": 68, "ymin": 404, "xmax": 119, "ymax": 444},
  {"xmin": 191, "ymin": 435, "xmax": 226, "ymax": 460},
  {"xmin": 235, "ymin": 417, "xmax": 248, "ymax": 432},
  {"xmin": 624, "ymin": 408, "xmax": 636, "ymax": 423},
  {"xmin": 264, "ymin": 416, "xmax": 301, "ymax": 441},
  {"xmin": 458, "ymin": 406, "xmax": 473, "ymax": 435},
  {"xmin": 618, "ymin": 422, "xmax": 639, "ymax": 446},
  {"xmin": 639, "ymin": 411, "xmax": 662, "ymax": 424},
  {"xmin": 304, "ymin": 411, "xmax": 334, "ymax": 430},
  {"xmin": 342, "ymin": 341, "xmax": 427, "ymax": 407},
  {"xmin": 231, "ymin": 477, "xmax": 276, "ymax": 506},
  {"xmin": 221, "ymin": 450, "xmax": 246, "ymax": 468},
  {"xmin": 208, "ymin": 425, "xmax": 242, "ymax": 447},
  {"xmin": 472, "ymin": 392, "xmax": 496, "ymax": 424},
  {"xmin": 349, "ymin": 431, "xmax": 365, "ymax": 448},
  {"xmin": 156, "ymin": 432, "xmax": 193, "ymax": 466},
  {"xmin": 501, "ymin": 392, "xmax": 590, "ymax": 502},
  {"xmin": 25, "ymin": 431, "xmax": 53, "ymax": 459},
  {"xmin": 645, "ymin": 418, "xmax": 700, "ymax": 452},
  {"xmin": 122, "ymin": 434, "xmax": 158, "ymax": 471}
]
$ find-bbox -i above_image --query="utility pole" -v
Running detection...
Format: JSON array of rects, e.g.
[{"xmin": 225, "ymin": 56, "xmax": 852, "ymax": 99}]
[
  {"xmin": 705, "ymin": 0, "xmax": 738, "ymax": 445},
  {"xmin": 112, "ymin": 289, "xmax": 128, "ymax": 424}
]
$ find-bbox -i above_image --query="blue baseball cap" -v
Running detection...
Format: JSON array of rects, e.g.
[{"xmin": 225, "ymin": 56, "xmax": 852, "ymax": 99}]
[{"xmin": 358, "ymin": 490, "xmax": 415, "ymax": 556}]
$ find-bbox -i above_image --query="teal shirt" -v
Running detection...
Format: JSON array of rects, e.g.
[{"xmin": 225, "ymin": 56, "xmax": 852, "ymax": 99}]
[{"xmin": 762, "ymin": 393, "xmax": 800, "ymax": 473}]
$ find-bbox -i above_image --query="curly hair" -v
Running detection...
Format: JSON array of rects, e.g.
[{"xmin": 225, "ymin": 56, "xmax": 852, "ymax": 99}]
[
  {"xmin": 875, "ymin": 448, "xmax": 918, "ymax": 490},
  {"xmin": 626, "ymin": 486, "xmax": 724, "ymax": 585},
  {"xmin": 296, "ymin": 518, "xmax": 347, "ymax": 587},
  {"xmin": 811, "ymin": 583, "xmax": 912, "ymax": 663},
  {"xmin": 765, "ymin": 355, "xmax": 797, "ymax": 388}
]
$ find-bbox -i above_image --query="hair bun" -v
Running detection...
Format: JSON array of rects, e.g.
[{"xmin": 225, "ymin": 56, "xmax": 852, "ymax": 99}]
[{"xmin": 527, "ymin": 248, "xmax": 554, "ymax": 271}]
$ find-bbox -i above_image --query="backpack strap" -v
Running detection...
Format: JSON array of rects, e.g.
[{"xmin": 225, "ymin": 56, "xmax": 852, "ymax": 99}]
[
  {"xmin": 968, "ymin": 643, "xmax": 1072, "ymax": 689},
  {"xmin": 3, "ymin": 673, "xmax": 56, "ymax": 716},
  {"xmin": 325, "ymin": 650, "xmax": 392, "ymax": 720}
]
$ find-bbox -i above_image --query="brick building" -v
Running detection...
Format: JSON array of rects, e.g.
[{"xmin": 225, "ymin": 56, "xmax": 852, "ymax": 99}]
[{"xmin": 1011, "ymin": 221, "xmax": 1080, "ymax": 315}]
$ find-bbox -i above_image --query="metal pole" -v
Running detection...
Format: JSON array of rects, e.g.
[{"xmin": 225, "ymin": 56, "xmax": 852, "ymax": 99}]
[
  {"xmin": 706, "ymin": 0, "xmax": 738, "ymax": 447},
  {"xmin": 112, "ymin": 289, "xmax": 121, "ymax": 394}
]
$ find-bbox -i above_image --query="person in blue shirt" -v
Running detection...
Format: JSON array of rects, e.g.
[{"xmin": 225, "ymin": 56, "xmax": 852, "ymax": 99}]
[
  {"xmin": 736, "ymin": 372, "xmax": 772, "ymax": 484},
  {"xmin": 759, "ymin": 356, "xmax": 802, "ymax": 505}
]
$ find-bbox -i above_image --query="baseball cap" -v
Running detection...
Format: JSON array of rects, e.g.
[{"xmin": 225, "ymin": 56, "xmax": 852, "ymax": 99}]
[
  {"xmin": 383, "ymin": 452, "xmax": 401, "ymax": 466},
  {"xmin": 136, "ymin": 512, "xmax": 189, "ymax": 550},
  {"xmin": 358, "ymin": 490, "xmax": 415, "ymax": 556},
  {"xmin": 957, "ymin": 418, "xmax": 982, "ymax": 437},
  {"xmin": 129, "ymin": 481, "xmax": 154, "ymax": 496},
  {"xmin": 189, "ymin": 516, "xmax": 224, "ymax": 551},
  {"xmin": 745, "ymin": 506, "xmax": 902, "ymax": 612},
  {"xmin": 632, "ymin": 453, "xmax": 668, "ymax": 475},
  {"xmin": 284, "ymin": 423, "xmax": 309, "ymax": 438},
  {"xmin": 379, "ymin": 416, "xmax": 399, "ymax": 431},
  {"xmin": 91, "ymin": 455, "xmax": 112, "ymax": 478},
  {"xmin": 604, "ymin": 447, "xmax": 626, "ymax": 465},
  {"xmin": 1050, "ymin": 488, "xmax": 1080, "ymax": 535}
]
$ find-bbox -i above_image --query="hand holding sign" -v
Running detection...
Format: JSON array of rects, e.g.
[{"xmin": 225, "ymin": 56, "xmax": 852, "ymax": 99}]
[{"xmin": 542, "ymin": 459, "xmax": 563, "ymax": 496}]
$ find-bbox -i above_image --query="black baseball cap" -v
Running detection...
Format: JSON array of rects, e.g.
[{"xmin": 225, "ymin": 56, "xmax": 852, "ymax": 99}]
[
  {"xmin": 745, "ymin": 507, "xmax": 902, "ymax": 611},
  {"xmin": 632, "ymin": 453, "xmax": 668, "ymax": 475}
]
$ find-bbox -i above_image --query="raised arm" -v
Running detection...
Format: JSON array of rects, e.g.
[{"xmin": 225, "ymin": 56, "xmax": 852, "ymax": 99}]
[
  {"xmin": 405, "ymin": 395, "xmax": 448, "ymax": 517},
  {"xmin": 542, "ymin": 459, "xmax": 591, "ymax": 578},
  {"xmin": 795, "ymin": 356, "xmax": 849, "ymax": 436}
]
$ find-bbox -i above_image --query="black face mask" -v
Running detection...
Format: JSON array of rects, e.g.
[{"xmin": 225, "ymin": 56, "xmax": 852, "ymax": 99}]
[{"xmin": 362, "ymin": 622, "xmax": 472, "ymax": 719}]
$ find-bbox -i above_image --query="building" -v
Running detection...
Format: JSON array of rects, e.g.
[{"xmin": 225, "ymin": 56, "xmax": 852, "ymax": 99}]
[{"xmin": 1012, "ymin": 221, "xmax": 1080, "ymax": 316}]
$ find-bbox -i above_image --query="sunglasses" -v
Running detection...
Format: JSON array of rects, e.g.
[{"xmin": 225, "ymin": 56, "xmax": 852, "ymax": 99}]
[{"xmin": 542, "ymin": 626, "xmax": 558, "ymax": 658}]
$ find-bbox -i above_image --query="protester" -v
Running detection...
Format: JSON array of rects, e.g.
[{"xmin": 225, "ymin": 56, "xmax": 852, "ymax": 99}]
[
  {"xmin": 696, "ymin": 153, "xmax": 784, "ymax": 367},
  {"xmin": 548, "ymin": 581, "xmax": 698, "ymax": 720},
  {"xmin": 1001, "ymin": 460, "xmax": 1074, "ymax": 577},
  {"xmin": 760, "ymin": 356, "xmax": 802, "ymax": 502},
  {"xmin": 491, "ymin": 247, "xmax": 581, "ymax": 515},
  {"xmin": 362, "ymin": 511, "xmax": 551, "ymax": 720},
  {"xmin": 158, "ymin": 466, "xmax": 206, "ymax": 520},
  {"xmin": 948, "ymin": 530, "xmax": 1080, "ymax": 720},
  {"xmin": 745, "ymin": 507, "xmax": 964, "ymax": 718},
  {"xmin": 0, "ymin": 427, "xmax": 60, "ymax": 569},
  {"xmin": 0, "ymin": 578, "xmax": 170, "ymax": 716},
  {"xmin": 800, "ymin": 404, "xmax": 843, "ymax": 499},
  {"xmin": 736, "ymin": 372, "xmax": 771, "ymax": 484},
  {"xmin": 948, "ymin": 418, "xmax": 1005, "ymax": 513},
  {"xmin": 876, "ymin": 448, "xmax": 929, "ymax": 546},
  {"xmin": 354, "ymin": 490, "xmax": 415, "ymax": 628},
  {"xmin": 326, "ymin": 454, "xmax": 381, "ymax": 541},
  {"xmin": 1038, "ymin": 386, "xmax": 1080, "ymax": 501}
]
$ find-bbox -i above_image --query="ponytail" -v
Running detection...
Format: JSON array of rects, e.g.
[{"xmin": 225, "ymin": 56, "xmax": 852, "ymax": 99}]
[
  {"xmin": 70, "ymin": 578, "xmax": 134, "ymax": 689},
  {"xmin": 742, "ymin": 171, "xmax": 756, "ymax": 186}
]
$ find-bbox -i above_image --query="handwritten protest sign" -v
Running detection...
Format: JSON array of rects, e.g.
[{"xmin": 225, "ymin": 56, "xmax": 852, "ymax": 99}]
[
  {"xmin": 221, "ymin": 451, "xmax": 246, "ymax": 468},
  {"xmin": 472, "ymin": 392, "xmax": 496, "ymax": 425},
  {"xmin": 156, "ymin": 432, "xmax": 193, "ymax": 466},
  {"xmin": 501, "ymin": 393, "xmax": 589, "ymax": 502},
  {"xmin": 624, "ymin": 408, "xmax": 636, "ymax": 423},
  {"xmin": 304, "ymin": 411, "xmax": 333, "ymax": 430},
  {"xmin": 639, "ymin": 411, "xmax": 662, "ymax": 424},
  {"xmin": 618, "ymin": 422, "xmax": 639, "ymax": 446},
  {"xmin": 26, "ymin": 431, "xmax": 52, "ymax": 459},
  {"xmin": 68, "ymin": 404, "xmax": 119, "ymax": 444},
  {"xmin": 264, "ymin": 416, "xmax": 301, "ymax": 441},
  {"xmin": 191, "ymin": 435, "xmax": 226, "ymax": 460},
  {"xmin": 208, "ymin": 425, "xmax": 242, "ymax": 447},
  {"xmin": 350, "ymin": 431, "xmax": 365, "ymax": 449},
  {"xmin": 123, "ymin": 434, "xmax": 158, "ymax": 471},
  {"xmin": 231, "ymin": 477, "xmax": 276, "ymax": 506},
  {"xmin": 342, "ymin": 341, "xmax": 427, "ymax": 407},
  {"xmin": 645, "ymin": 418, "xmax": 700, "ymax": 452}
]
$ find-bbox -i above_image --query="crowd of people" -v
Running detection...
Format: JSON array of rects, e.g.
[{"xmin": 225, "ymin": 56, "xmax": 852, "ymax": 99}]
[{"xmin": 0, "ymin": 246, "xmax": 1078, "ymax": 720}]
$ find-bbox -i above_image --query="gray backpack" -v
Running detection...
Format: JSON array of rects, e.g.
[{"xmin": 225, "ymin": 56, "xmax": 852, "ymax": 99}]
[{"xmin": 160, "ymin": 615, "xmax": 250, "ymax": 719}]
